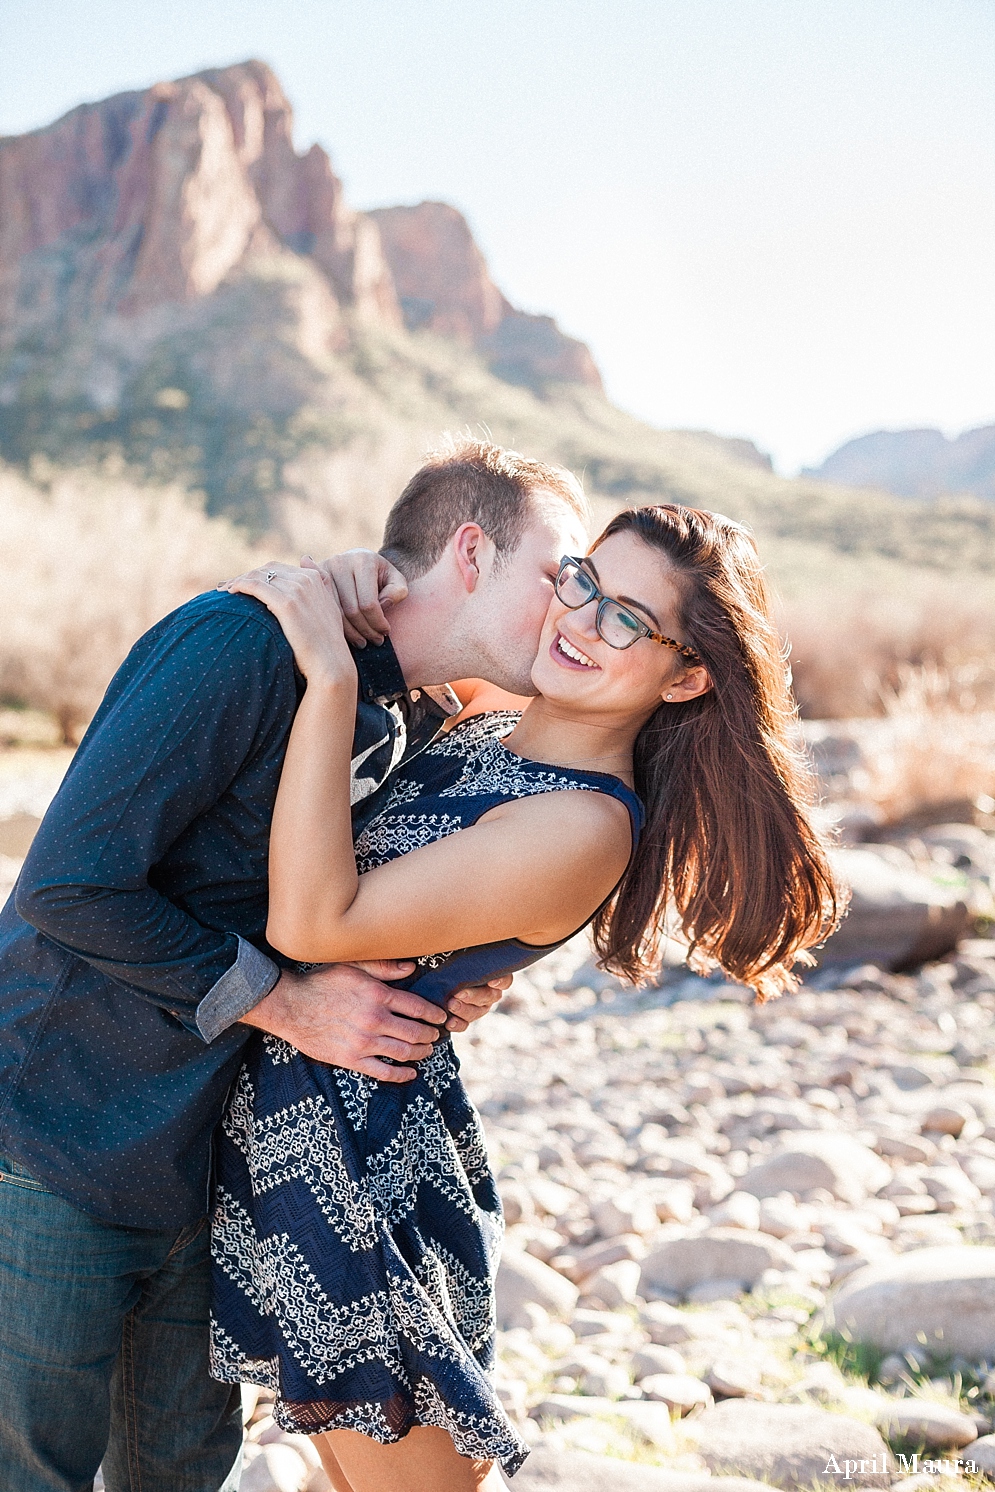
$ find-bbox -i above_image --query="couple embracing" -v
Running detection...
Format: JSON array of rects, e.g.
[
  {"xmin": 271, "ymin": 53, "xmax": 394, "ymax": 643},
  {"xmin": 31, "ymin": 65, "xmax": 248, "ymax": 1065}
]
[{"xmin": 0, "ymin": 440, "xmax": 838, "ymax": 1491}]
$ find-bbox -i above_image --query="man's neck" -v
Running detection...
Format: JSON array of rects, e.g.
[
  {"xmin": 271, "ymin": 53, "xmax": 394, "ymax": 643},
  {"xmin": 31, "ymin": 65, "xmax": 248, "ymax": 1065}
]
[{"xmin": 386, "ymin": 588, "xmax": 470, "ymax": 690}]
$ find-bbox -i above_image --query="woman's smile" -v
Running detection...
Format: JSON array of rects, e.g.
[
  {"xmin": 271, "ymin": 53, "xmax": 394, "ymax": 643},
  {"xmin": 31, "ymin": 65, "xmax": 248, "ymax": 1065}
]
[{"xmin": 550, "ymin": 630, "xmax": 600, "ymax": 670}]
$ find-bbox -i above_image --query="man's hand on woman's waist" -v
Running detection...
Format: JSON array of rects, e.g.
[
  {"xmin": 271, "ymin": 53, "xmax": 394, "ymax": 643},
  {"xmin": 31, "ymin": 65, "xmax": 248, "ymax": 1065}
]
[{"xmin": 240, "ymin": 961, "xmax": 442, "ymax": 1082}]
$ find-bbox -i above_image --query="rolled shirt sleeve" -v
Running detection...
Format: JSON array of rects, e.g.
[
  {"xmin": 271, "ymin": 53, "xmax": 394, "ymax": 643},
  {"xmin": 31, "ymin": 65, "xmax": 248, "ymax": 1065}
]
[{"xmin": 195, "ymin": 935, "xmax": 280, "ymax": 1042}]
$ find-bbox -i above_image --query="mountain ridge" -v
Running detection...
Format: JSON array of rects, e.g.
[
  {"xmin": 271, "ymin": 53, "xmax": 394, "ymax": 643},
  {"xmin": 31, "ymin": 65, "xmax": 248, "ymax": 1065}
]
[
  {"xmin": 3, "ymin": 59, "xmax": 995, "ymax": 586},
  {"xmin": 806, "ymin": 423, "xmax": 995, "ymax": 501}
]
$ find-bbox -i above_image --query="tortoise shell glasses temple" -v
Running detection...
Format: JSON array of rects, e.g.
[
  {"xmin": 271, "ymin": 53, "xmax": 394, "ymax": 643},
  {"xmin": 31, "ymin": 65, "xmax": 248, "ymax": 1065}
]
[{"xmin": 556, "ymin": 557, "xmax": 703, "ymax": 664}]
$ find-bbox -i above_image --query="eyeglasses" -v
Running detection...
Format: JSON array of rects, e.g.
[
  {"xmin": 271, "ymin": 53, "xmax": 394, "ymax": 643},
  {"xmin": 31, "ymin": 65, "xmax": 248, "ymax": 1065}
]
[{"xmin": 554, "ymin": 556, "xmax": 702, "ymax": 662}]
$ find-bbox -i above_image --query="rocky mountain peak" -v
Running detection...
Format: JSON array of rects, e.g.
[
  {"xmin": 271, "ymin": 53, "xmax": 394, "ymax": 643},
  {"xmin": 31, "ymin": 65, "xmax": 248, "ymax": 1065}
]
[
  {"xmin": 0, "ymin": 60, "xmax": 398, "ymax": 331},
  {"xmin": 371, "ymin": 200, "xmax": 602, "ymax": 390},
  {"xmin": 0, "ymin": 60, "xmax": 598, "ymax": 389},
  {"xmin": 807, "ymin": 424, "xmax": 995, "ymax": 502}
]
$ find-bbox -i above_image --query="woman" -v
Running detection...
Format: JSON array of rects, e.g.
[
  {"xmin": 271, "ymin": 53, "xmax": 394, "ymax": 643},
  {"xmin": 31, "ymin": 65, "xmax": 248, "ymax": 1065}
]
[{"xmin": 212, "ymin": 505, "xmax": 839, "ymax": 1490}]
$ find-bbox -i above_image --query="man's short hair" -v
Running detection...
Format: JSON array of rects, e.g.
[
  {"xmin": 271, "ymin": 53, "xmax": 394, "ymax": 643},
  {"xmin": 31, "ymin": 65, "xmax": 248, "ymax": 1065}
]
[{"xmin": 381, "ymin": 437, "xmax": 589, "ymax": 578}]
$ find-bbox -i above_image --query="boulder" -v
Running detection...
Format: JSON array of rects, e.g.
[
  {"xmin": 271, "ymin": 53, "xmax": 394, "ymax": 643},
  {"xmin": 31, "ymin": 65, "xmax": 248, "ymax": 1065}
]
[
  {"xmin": 740, "ymin": 1133, "xmax": 891, "ymax": 1204},
  {"xmin": 873, "ymin": 1399, "xmax": 978, "ymax": 1450},
  {"xmin": 686, "ymin": 1278, "xmax": 749, "ymax": 1305},
  {"xmin": 820, "ymin": 847, "xmax": 969, "ymax": 970},
  {"xmin": 632, "ymin": 1344, "xmax": 689, "ymax": 1380},
  {"xmin": 578, "ymin": 1360, "xmax": 632, "ymax": 1398},
  {"xmin": 499, "ymin": 1181, "xmax": 536, "ymax": 1226},
  {"xmin": 891, "ymin": 1216, "xmax": 963, "ymax": 1250},
  {"xmin": 570, "ymin": 1308, "xmax": 633, "ymax": 1338},
  {"xmin": 820, "ymin": 1218, "xmax": 891, "ymax": 1258},
  {"xmin": 639, "ymin": 1300, "xmax": 737, "ymax": 1346},
  {"xmin": 611, "ymin": 1400, "xmax": 678, "ymax": 1450},
  {"xmin": 921, "ymin": 1166, "xmax": 982, "ymax": 1212},
  {"xmin": 684, "ymin": 1400, "xmax": 892, "ymax": 1488},
  {"xmin": 922, "ymin": 1103, "xmax": 976, "ymax": 1138},
  {"xmin": 709, "ymin": 1192, "xmax": 762, "ymax": 1231},
  {"xmin": 640, "ymin": 1372, "xmax": 714, "ymax": 1413},
  {"xmin": 637, "ymin": 1137, "xmax": 734, "ymax": 1205},
  {"xmin": 707, "ymin": 1357, "xmax": 763, "ymax": 1398},
  {"xmin": 528, "ymin": 1177, "xmax": 577, "ymax": 1217},
  {"xmin": 963, "ymin": 1156, "xmax": 995, "ymax": 1193},
  {"xmin": 531, "ymin": 1394, "xmax": 614, "ymax": 1424},
  {"xmin": 968, "ymin": 1432, "xmax": 995, "ymax": 1477},
  {"xmin": 920, "ymin": 823, "xmax": 995, "ymax": 875},
  {"xmin": 651, "ymin": 1180, "xmax": 698, "ymax": 1224},
  {"xmin": 240, "ymin": 1444, "xmax": 311, "ymax": 1492},
  {"xmin": 495, "ymin": 1249, "xmax": 579, "ymax": 1329},
  {"xmin": 254, "ymin": 1430, "xmax": 326, "ymax": 1483},
  {"xmin": 758, "ymin": 1195, "xmax": 814, "ymax": 1238},
  {"xmin": 640, "ymin": 1228, "xmax": 797, "ymax": 1295},
  {"xmin": 874, "ymin": 1134, "xmax": 937, "ymax": 1164},
  {"xmin": 567, "ymin": 1233, "xmax": 645, "ymax": 1282},
  {"xmin": 581, "ymin": 1259, "xmax": 642, "ymax": 1309},
  {"xmin": 826, "ymin": 1245, "xmax": 995, "ymax": 1357},
  {"xmin": 514, "ymin": 1444, "xmax": 767, "ymax": 1491},
  {"xmin": 593, "ymin": 1191, "xmax": 660, "ymax": 1238}
]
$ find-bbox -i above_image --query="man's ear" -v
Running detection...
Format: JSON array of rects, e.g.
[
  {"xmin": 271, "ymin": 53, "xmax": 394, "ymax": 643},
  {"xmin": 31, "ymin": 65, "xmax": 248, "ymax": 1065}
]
[{"xmin": 451, "ymin": 523, "xmax": 495, "ymax": 594}]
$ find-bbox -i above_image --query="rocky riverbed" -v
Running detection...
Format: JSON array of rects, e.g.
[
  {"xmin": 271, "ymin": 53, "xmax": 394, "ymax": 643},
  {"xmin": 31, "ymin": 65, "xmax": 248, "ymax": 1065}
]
[
  {"xmin": 453, "ymin": 936, "xmax": 995, "ymax": 1490},
  {"xmin": 6, "ymin": 740, "xmax": 994, "ymax": 1492}
]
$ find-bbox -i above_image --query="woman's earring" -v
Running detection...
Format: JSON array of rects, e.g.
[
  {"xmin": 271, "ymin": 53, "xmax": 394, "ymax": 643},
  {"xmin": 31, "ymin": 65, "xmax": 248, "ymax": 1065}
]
[{"xmin": 666, "ymin": 693, "xmax": 673, "ymax": 700}]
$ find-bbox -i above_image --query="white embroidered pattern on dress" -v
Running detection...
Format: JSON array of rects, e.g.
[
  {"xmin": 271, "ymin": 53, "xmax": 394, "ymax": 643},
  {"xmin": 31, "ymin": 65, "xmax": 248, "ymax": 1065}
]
[
  {"xmin": 425, "ymin": 712, "xmax": 522, "ymax": 756},
  {"xmin": 212, "ymin": 709, "xmax": 587, "ymax": 1476},
  {"xmin": 262, "ymin": 1035, "xmax": 296, "ymax": 1065},
  {"xmin": 334, "ymin": 1068, "xmax": 377, "ymax": 1131},
  {"xmin": 413, "ymin": 1378, "xmax": 524, "ymax": 1467},
  {"xmin": 439, "ymin": 735, "xmax": 599, "ymax": 802},
  {"xmin": 223, "ymin": 1070, "xmax": 378, "ymax": 1252},
  {"xmin": 354, "ymin": 812, "xmax": 464, "ymax": 874},
  {"xmin": 212, "ymin": 1190, "xmax": 404, "ymax": 1380},
  {"xmin": 365, "ymin": 1095, "xmax": 481, "ymax": 1224}
]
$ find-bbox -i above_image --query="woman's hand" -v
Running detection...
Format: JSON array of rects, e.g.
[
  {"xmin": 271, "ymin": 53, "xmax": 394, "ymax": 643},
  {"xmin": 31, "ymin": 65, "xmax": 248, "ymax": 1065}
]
[
  {"xmin": 311, "ymin": 550, "xmax": 408, "ymax": 648},
  {"xmin": 218, "ymin": 561, "xmax": 354, "ymax": 686}
]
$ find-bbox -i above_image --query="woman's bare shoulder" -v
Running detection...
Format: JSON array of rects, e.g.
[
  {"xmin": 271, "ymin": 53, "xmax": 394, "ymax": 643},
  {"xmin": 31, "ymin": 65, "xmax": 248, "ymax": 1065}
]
[{"xmin": 487, "ymin": 783, "xmax": 633, "ymax": 858}]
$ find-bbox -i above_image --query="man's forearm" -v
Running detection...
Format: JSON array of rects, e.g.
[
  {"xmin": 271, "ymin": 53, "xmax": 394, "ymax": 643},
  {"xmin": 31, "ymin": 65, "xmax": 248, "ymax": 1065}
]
[{"xmin": 15, "ymin": 873, "xmax": 243, "ymax": 1030}]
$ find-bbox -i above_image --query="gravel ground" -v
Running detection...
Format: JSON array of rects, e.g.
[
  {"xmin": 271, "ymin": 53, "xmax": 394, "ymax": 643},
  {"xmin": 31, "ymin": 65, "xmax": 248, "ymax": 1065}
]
[{"xmin": 451, "ymin": 937, "xmax": 995, "ymax": 1482}]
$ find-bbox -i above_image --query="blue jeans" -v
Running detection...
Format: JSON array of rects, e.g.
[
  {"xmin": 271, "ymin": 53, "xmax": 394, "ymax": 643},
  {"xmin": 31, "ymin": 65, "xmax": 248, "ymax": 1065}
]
[{"xmin": 0, "ymin": 1152, "xmax": 243, "ymax": 1492}]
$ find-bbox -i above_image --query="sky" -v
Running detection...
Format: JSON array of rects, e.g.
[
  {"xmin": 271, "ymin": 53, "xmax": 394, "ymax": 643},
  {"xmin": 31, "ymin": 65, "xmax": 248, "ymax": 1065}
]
[{"xmin": 1, "ymin": 0, "xmax": 992, "ymax": 473}]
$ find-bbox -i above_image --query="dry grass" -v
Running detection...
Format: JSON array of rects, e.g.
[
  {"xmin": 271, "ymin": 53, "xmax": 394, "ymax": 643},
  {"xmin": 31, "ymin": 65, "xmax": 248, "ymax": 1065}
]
[
  {"xmin": 0, "ymin": 464, "xmax": 269, "ymax": 742},
  {"xmin": 5, "ymin": 451, "xmax": 995, "ymax": 841}
]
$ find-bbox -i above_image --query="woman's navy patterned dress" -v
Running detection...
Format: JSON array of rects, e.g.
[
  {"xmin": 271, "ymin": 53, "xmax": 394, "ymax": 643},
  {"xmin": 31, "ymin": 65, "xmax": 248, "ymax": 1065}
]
[{"xmin": 210, "ymin": 712, "xmax": 643, "ymax": 1475}]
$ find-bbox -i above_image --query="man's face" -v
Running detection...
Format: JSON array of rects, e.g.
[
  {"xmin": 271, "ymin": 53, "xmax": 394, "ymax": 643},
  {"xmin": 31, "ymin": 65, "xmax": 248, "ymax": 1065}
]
[{"xmin": 472, "ymin": 494, "xmax": 589, "ymax": 695}]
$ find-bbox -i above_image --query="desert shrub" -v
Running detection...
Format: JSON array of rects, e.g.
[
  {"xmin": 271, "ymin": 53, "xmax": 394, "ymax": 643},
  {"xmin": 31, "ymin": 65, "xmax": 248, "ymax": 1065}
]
[
  {"xmin": 850, "ymin": 668, "xmax": 995, "ymax": 824},
  {"xmin": 782, "ymin": 583, "xmax": 995, "ymax": 719},
  {"xmin": 0, "ymin": 464, "xmax": 265, "ymax": 743},
  {"xmin": 278, "ymin": 431, "xmax": 427, "ymax": 557}
]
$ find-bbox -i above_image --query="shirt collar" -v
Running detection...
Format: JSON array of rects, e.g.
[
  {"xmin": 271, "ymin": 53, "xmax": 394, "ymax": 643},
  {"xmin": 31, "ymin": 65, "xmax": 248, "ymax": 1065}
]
[
  {"xmin": 351, "ymin": 637, "xmax": 409, "ymax": 705},
  {"xmin": 351, "ymin": 638, "xmax": 463, "ymax": 719}
]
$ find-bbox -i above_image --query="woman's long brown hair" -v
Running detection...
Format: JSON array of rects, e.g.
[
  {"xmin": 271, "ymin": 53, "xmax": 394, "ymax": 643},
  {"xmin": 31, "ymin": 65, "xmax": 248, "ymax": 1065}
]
[{"xmin": 591, "ymin": 504, "xmax": 842, "ymax": 1000}]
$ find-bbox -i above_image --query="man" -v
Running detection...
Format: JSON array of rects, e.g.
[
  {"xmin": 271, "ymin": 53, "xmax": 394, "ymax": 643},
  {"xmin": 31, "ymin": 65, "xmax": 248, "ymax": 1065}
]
[{"xmin": 0, "ymin": 438, "xmax": 588, "ymax": 1492}]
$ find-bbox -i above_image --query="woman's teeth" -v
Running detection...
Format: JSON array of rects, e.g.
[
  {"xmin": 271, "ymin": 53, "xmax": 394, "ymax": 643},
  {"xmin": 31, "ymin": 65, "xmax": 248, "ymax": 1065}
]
[{"xmin": 557, "ymin": 635, "xmax": 598, "ymax": 668}]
